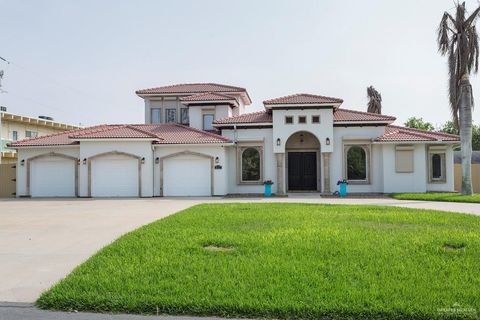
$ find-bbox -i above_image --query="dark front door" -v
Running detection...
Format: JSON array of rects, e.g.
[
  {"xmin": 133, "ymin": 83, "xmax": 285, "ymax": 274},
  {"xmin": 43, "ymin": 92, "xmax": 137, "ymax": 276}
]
[{"xmin": 288, "ymin": 152, "xmax": 317, "ymax": 191}]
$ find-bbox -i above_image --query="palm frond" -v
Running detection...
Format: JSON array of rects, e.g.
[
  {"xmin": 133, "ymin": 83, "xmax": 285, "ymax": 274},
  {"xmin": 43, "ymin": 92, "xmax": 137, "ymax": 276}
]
[
  {"xmin": 438, "ymin": 12, "xmax": 453, "ymax": 54},
  {"xmin": 366, "ymin": 86, "xmax": 382, "ymax": 114}
]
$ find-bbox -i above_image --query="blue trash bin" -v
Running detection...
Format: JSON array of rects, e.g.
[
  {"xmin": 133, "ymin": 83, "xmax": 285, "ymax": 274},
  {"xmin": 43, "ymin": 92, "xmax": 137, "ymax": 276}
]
[
  {"xmin": 337, "ymin": 179, "xmax": 348, "ymax": 197},
  {"xmin": 264, "ymin": 181, "xmax": 273, "ymax": 197}
]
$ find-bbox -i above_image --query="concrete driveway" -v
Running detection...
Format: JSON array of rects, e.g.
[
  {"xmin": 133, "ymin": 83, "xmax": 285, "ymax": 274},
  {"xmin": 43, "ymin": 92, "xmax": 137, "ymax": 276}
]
[
  {"xmin": 1, "ymin": 196, "xmax": 479, "ymax": 304},
  {"xmin": 0, "ymin": 198, "xmax": 200, "ymax": 303}
]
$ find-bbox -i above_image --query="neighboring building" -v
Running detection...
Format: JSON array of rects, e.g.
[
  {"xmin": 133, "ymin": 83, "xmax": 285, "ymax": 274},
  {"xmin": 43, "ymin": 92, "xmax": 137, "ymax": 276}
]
[
  {"xmin": 9, "ymin": 83, "xmax": 460, "ymax": 197},
  {"xmin": 454, "ymin": 151, "xmax": 480, "ymax": 193},
  {"xmin": 0, "ymin": 108, "xmax": 80, "ymax": 163}
]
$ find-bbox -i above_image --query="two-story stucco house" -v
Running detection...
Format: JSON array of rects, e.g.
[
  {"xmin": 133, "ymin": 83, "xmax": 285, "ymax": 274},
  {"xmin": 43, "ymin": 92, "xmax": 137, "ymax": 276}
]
[{"xmin": 10, "ymin": 83, "xmax": 459, "ymax": 197}]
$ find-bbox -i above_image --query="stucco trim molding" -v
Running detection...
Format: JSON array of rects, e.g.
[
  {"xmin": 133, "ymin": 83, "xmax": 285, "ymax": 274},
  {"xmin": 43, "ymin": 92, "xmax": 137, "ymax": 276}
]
[
  {"xmin": 87, "ymin": 151, "xmax": 142, "ymax": 197},
  {"xmin": 26, "ymin": 152, "xmax": 79, "ymax": 197},
  {"xmin": 159, "ymin": 150, "xmax": 214, "ymax": 196}
]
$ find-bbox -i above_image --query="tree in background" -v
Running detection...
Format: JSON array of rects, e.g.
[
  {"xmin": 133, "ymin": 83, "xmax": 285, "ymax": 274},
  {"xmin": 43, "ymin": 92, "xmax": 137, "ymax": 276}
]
[
  {"xmin": 404, "ymin": 117, "xmax": 435, "ymax": 131},
  {"xmin": 367, "ymin": 86, "xmax": 382, "ymax": 114},
  {"xmin": 437, "ymin": 2, "xmax": 480, "ymax": 195},
  {"xmin": 441, "ymin": 120, "xmax": 480, "ymax": 150}
]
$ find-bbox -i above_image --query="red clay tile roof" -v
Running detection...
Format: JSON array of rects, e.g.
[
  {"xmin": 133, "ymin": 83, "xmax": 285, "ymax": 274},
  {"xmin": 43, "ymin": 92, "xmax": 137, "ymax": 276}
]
[
  {"xmin": 9, "ymin": 124, "xmax": 231, "ymax": 147},
  {"xmin": 333, "ymin": 109, "xmax": 396, "ymax": 122},
  {"xmin": 263, "ymin": 93, "xmax": 343, "ymax": 105},
  {"xmin": 179, "ymin": 92, "xmax": 238, "ymax": 102},
  {"xmin": 214, "ymin": 111, "xmax": 273, "ymax": 125},
  {"xmin": 136, "ymin": 83, "xmax": 246, "ymax": 95},
  {"xmin": 375, "ymin": 125, "xmax": 460, "ymax": 142},
  {"xmin": 135, "ymin": 124, "xmax": 231, "ymax": 144},
  {"xmin": 69, "ymin": 125, "xmax": 160, "ymax": 139}
]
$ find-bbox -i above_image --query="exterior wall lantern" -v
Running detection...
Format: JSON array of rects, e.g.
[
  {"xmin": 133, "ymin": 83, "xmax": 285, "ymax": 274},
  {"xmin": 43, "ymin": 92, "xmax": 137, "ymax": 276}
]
[
  {"xmin": 155, "ymin": 157, "xmax": 159, "ymax": 164},
  {"xmin": 276, "ymin": 138, "xmax": 281, "ymax": 146},
  {"xmin": 20, "ymin": 159, "xmax": 25, "ymax": 166},
  {"xmin": 326, "ymin": 137, "xmax": 331, "ymax": 146},
  {"xmin": 141, "ymin": 157, "xmax": 145, "ymax": 164},
  {"xmin": 83, "ymin": 158, "xmax": 87, "ymax": 165},
  {"xmin": 215, "ymin": 156, "xmax": 220, "ymax": 164}
]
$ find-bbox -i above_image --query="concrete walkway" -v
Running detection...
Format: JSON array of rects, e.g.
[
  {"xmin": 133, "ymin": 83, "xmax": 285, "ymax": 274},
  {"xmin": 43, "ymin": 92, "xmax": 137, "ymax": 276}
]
[{"xmin": 0, "ymin": 196, "xmax": 479, "ymax": 309}]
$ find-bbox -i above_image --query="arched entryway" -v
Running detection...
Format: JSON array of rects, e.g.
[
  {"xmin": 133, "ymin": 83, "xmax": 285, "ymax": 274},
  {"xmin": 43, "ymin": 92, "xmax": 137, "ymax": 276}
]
[{"xmin": 285, "ymin": 131, "xmax": 321, "ymax": 191}]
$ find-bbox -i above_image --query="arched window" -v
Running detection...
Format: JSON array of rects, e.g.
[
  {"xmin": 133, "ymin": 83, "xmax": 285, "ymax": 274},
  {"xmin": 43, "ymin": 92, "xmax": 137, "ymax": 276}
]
[
  {"xmin": 432, "ymin": 154, "xmax": 442, "ymax": 179},
  {"xmin": 346, "ymin": 146, "xmax": 367, "ymax": 181},
  {"xmin": 241, "ymin": 147, "xmax": 261, "ymax": 182}
]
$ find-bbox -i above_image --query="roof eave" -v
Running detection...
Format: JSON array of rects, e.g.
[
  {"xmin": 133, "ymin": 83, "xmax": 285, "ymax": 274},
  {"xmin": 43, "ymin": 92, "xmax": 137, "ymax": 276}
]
[
  {"xmin": 264, "ymin": 102, "xmax": 342, "ymax": 109},
  {"xmin": 334, "ymin": 120, "xmax": 395, "ymax": 125},
  {"xmin": 213, "ymin": 122, "xmax": 273, "ymax": 127},
  {"xmin": 372, "ymin": 140, "xmax": 459, "ymax": 144},
  {"xmin": 181, "ymin": 100, "xmax": 239, "ymax": 107}
]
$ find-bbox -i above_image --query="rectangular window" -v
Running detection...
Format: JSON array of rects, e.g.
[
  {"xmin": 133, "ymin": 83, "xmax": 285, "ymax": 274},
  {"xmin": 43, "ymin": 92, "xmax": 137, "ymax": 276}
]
[
  {"xmin": 180, "ymin": 108, "xmax": 189, "ymax": 124},
  {"xmin": 151, "ymin": 108, "xmax": 161, "ymax": 124},
  {"xmin": 285, "ymin": 116, "xmax": 293, "ymax": 124},
  {"xmin": 298, "ymin": 116, "xmax": 306, "ymax": 124},
  {"xmin": 203, "ymin": 114, "xmax": 215, "ymax": 130},
  {"xmin": 25, "ymin": 131, "xmax": 38, "ymax": 138},
  {"xmin": 429, "ymin": 152, "xmax": 446, "ymax": 183},
  {"xmin": 12, "ymin": 131, "xmax": 18, "ymax": 141},
  {"xmin": 395, "ymin": 146, "xmax": 414, "ymax": 173},
  {"xmin": 312, "ymin": 115, "xmax": 320, "ymax": 123},
  {"xmin": 165, "ymin": 108, "xmax": 177, "ymax": 123}
]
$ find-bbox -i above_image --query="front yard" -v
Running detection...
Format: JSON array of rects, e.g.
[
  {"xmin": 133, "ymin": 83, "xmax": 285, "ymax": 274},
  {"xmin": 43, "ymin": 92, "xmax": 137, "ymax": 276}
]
[
  {"xmin": 392, "ymin": 192, "xmax": 480, "ymax": 203},
  {"xmin": 38, "ymin": 203, "xmax": 480, "ymax": 319}
]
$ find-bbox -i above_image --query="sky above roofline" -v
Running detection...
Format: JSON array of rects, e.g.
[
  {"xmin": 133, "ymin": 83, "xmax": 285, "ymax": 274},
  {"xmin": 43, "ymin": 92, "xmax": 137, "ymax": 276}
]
[{"xmin": 0, "ymin": 0, "xmax": 479, "ymax": 128}]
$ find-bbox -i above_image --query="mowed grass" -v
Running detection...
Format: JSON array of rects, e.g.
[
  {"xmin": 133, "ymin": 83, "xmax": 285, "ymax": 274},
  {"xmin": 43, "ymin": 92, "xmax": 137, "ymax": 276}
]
[
  {"xmin": 38, "ymin": 204, "xmax": 480, "ymax": 319},
  {"xmin": 392, "ymin": 192, "xmax": 480, "ymax": 203}
]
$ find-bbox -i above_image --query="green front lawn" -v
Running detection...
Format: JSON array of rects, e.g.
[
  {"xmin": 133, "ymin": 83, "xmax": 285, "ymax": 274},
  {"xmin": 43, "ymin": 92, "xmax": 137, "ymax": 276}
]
[
  {"xmin": 392, "ymin": 192, "xmax": 480, "ymax": 203},
  {"xmin": 38, "ymin": 204, "xmax": 480, "ymax": 319}
]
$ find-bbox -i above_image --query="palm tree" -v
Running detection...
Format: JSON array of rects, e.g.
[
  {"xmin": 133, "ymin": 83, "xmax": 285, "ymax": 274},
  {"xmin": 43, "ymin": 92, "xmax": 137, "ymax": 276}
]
[
  {"xmin": 367, "ymin": 86, "xmax": 382, "ymax": 114},
  {"xmin": 437, "ymin": 2, "xmax": 480, "ymax": 195}
]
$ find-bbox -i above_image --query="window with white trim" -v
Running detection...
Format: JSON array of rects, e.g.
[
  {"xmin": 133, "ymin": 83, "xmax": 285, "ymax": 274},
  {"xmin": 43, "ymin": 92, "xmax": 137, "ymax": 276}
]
[
  {"xmin": 395, "ymin": 146, "xmax": 414, "ymax": 173},
  {"xmin": 151, "ymin": 108, "xmax": 161, "ymax": 124},
  {"xmin": 165, "ymin": 108, "xmax": 177, "ymax": 123},
  {"xmin": 344, "ymin": 144, "xmax": 370, "ymax": 183},
  {"xmin": 203, "ymin": 114, "xmax": 215, "ymax": 130},
  {"xmin": 25, "ymin": 130, "xmax": 38, "ymax": 138},
  {"xmin": 180, "ymin": 108, "xmax": 189, "ymax": 124},
  {"xmin": 237, "ymin": 146, "xmax": 263, "ymax": 184},
  {"xmin": 429, "ymin": 152, "xmax": 446, "ymax": 183}
]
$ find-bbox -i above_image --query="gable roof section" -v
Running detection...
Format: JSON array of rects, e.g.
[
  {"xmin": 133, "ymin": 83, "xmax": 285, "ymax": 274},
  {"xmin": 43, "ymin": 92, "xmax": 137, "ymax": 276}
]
[
  {"xmin": 214, "ymin": 108, "xmax": 396, "ymax": 126},
  {"xmin": 136, "ymin": 83, "xmax": 246, "ymax": 95},
  {"xmin": 375, "ymin": 125, "xmax": 459, "ymax": 142},
  {"xmin": 9, "ymin": 124, "xmax": 231, "ymax": 147},
  {"xmin": 214, "ymin": 111, "xmax": 273, "ymax": 125},
  {"xmin": 263, "ymin": 93, "xmax": 343, "ymax": 106},
  {"xmin": 69, "ymin": 125, "xmax": 160, "ymax": 139},
  {"xmin": 134, "ymin": 124, "xmax": 231, "ymax": 144}
]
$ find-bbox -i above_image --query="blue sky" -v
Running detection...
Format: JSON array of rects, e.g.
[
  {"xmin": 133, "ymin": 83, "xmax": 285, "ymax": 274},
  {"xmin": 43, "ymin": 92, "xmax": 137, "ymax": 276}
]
[{"xmin": 0, "ymin": 0, "xmax": 479, "ymax": 127}]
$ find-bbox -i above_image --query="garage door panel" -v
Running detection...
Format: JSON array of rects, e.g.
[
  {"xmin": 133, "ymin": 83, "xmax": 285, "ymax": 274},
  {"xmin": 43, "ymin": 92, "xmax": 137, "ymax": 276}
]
[
  {"xmin": 164, "ymin": 157, "xmax": 211, "ymax": 196},
  {"xmin": 31, "ymin": 158, "xmax": 76, "ymax": 197},
  {"xmin": 91, "ymin": 157, "xmax": 138, "ymax": 197}
]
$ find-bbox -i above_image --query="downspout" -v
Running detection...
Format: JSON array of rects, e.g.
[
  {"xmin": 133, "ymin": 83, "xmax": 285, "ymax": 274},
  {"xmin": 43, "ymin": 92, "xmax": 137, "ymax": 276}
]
[{"xmin": 151, "ymin": 144, "xmax": 155, "ymax": 197}]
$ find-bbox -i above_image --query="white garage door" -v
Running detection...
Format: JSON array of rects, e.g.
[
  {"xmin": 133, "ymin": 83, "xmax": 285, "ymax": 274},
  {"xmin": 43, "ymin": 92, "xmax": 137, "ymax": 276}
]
[
  {"xmin": 30, "ymin": 158, "xmax": 75, "ymax": 197},
  {"xmin": 91, "ymin": 157, "xmax": 138, "ymax": 197},
  {"xmin": 163, "ymin": 157, "xmax": 211, "ymax": 196}
]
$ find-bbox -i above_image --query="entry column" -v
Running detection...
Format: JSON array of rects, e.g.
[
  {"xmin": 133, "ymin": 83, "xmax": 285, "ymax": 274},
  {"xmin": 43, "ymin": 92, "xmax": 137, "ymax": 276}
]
[
  {"xmin": 322, "ymin": 152, "xmax": 331, "ymax": 194},
  {"xmin": 276, "ymin": 153, "xmax": 285, "ymax": 195}
]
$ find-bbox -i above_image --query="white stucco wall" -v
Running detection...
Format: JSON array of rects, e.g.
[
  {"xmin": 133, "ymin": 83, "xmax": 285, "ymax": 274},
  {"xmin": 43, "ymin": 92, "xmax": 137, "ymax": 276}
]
[
  {"xmin": 15, "ymin": 147, "xmax": 80, "ymax": 197},
  {"xmin": 222, "ymin": 128, "xmax": 276, "ymax": 194},
  {"xmin": 79, "ymin": 140, "xmax": 154, "ymax": 197},
  {"xmin": 153, "ymin": 145, "xmax": 228, "ymax": 196},
  {"xmin": 272, "ymin": 109, "xmax": 334, "ymax": 153},
  {"xmin": 381, "ymin": 144, "xmax": 427, "ymax": 193},
  {"xmin": 330, "ymin": 126, "xmax": 386, "ymax": 193}
]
